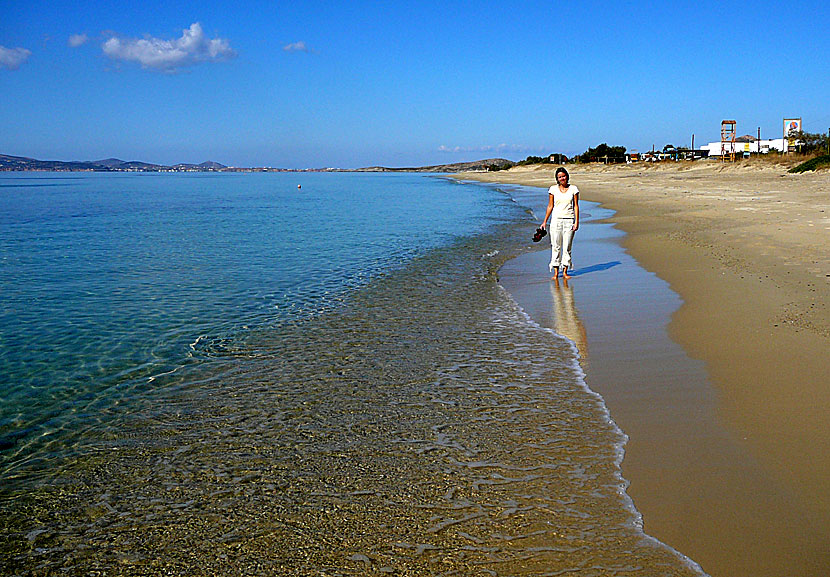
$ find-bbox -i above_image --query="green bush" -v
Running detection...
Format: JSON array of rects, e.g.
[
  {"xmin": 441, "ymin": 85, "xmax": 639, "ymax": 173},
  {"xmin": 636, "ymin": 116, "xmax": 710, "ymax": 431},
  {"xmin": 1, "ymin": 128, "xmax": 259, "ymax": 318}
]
[
  {"xmin": 513, "ymin": 153, "xmax": 569, "ymax": 167},
  {"xmin": 789, "ymin": 131, "xmax": 829, "ymax": 155},
  {"xmin": 578, "ymin": 143, "xmax": 626, "ymax": 163},
  {"xmin": 788, "ymin": 154, "xmax": 830, "ymax": 173}
]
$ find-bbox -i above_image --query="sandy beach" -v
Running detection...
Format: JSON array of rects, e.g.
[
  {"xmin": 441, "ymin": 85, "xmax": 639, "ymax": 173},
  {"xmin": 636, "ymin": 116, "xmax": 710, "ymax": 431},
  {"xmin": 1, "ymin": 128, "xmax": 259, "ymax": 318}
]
[{"xmin": 458, "ymin": 160, "xmax": 830, "ymax": 577}]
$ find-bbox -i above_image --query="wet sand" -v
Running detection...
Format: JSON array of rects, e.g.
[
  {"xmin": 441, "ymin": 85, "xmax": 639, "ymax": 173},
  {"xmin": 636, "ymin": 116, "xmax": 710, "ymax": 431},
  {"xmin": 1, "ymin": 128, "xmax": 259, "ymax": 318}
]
[{"xmin": 457, "ymin": 160, "xmax": 830, "ymax": 577}]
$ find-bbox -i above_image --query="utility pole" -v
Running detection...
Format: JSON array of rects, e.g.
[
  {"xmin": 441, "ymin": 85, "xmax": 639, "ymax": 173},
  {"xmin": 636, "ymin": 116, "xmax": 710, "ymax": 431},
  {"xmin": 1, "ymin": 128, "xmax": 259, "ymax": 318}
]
[
  {"xmin": 757, "ymin": 126, "xmax": 761, "ymax": 156},
  {"xmin": 783, "ymin": 119, "xmax": 786, "ymax": 154}
]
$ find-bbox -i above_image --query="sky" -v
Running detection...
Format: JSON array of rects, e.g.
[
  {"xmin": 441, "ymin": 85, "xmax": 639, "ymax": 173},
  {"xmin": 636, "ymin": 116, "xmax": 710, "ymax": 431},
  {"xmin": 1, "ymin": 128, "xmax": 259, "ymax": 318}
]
[{"xmin": 2, "ymin": 1, "xmax": 829, "ymax": 168}]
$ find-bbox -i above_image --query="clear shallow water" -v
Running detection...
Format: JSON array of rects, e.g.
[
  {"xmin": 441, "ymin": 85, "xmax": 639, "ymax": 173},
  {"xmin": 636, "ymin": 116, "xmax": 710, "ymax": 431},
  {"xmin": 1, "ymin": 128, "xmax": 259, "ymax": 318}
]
[
  {"xmin": 0, "ymin": 172, "xmax": 703, "ymax": 576},
  {"xmin": 0, "ymin": 172, "xmax": 502, "ymax": 476}
]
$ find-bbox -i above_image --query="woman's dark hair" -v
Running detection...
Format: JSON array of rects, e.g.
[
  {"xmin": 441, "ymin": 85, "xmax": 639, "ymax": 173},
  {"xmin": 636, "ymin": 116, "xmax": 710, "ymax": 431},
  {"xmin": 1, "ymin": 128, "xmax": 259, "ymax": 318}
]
[{"xmin": 555, "ymin": 167, "xmax": 569, "ymax": 183}]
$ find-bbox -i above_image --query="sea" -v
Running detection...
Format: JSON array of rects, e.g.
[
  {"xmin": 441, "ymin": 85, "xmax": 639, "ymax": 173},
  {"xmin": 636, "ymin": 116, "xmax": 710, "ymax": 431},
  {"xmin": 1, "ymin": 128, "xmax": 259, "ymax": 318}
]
[{"xmin": 0, "ymin": 171, "xmax": 705, "ymax": 575}]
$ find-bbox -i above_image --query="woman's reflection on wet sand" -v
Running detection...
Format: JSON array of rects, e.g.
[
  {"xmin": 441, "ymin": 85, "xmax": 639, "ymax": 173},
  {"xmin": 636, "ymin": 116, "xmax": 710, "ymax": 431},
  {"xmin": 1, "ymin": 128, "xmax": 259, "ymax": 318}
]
[{"xmin": 549, "ymin": 278, "xmax": 589, "ymax": 366}]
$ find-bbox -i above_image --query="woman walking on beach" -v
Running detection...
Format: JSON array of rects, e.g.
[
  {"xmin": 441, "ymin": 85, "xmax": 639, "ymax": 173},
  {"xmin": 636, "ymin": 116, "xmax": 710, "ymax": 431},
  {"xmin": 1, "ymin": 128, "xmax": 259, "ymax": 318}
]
[{"xmin": 541, "ymin": 167, "xmax": 579, "ymax": 280}]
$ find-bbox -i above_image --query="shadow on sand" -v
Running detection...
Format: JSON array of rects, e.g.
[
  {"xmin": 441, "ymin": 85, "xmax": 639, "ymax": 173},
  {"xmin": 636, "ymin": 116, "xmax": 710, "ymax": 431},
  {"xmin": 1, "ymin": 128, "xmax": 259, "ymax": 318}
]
[{"xmin": 568, "ymin": 261, "xmax": 622, "ymax": 277}]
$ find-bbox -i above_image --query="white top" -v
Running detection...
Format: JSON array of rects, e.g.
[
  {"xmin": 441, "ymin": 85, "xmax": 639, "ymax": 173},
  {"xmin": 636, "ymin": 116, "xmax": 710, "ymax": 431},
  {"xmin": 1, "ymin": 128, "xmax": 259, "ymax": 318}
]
[{"xmin": 548, "ymin": 184, "xmax": 579, "ymax": 218}]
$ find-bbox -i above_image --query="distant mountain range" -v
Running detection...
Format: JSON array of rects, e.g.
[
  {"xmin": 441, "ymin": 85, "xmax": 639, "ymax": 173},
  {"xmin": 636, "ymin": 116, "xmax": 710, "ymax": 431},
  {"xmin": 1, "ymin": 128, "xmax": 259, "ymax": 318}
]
[
  {"xmin": 0, "ymin": 154, "xmax": 227, "ymax": 172},
  {"xmin": 0, "ymin": 154, "xmax": 512, "ymax": 173}
]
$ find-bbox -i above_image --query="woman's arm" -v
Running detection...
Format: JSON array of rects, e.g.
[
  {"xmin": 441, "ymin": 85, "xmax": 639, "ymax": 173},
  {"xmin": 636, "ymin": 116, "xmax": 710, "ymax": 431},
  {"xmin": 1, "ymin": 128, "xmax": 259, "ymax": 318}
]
[
  {"xmin": 572, "ymin": 193, "xmax": 579, "ymax": 231},
  {"xmin": 541, "ymin": 193, "xmax": 554, "ymax": 229}
]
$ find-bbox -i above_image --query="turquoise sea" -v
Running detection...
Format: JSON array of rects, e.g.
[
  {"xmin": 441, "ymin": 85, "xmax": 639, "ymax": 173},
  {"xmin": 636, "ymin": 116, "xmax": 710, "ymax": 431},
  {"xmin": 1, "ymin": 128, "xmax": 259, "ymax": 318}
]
[
  {"xmin": 0, "ymin": 172, "xmax": 507, "ymax": 476},
  {"xmin": 0, "ymin": 172, "xmax": 705, "ymax": 575}
]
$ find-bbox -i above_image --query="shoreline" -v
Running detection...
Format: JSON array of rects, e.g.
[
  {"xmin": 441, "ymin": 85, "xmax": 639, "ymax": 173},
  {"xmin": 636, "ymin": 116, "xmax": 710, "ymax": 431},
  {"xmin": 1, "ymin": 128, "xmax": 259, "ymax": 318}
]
[{"xmin": 457, "ymin": 162, "xmax": 830, "ymax": 577}]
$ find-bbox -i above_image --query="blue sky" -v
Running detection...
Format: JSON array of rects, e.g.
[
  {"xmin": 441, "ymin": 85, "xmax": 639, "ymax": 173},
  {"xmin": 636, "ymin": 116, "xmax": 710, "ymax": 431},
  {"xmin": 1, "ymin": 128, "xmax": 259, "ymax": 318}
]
[{"xmin": 2, "ymin": 1, "xmax": 828, "ymax": 168}]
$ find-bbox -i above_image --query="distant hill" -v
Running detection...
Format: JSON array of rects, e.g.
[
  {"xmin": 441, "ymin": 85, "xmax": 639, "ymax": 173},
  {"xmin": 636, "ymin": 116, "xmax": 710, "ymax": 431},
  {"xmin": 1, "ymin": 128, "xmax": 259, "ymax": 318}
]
[
  {"xmin": 356, "ymin": 158, "xmax": 513, "ymax": 172},
  {"xmin": 0, "ymin": 154, "xmax": 227, "ymax": 172},
  {"xmin": 0, "ymin": 154, "xmax": 103, "ymax": 171},
  {"xmin": 1, "ymin": 153, "xmax": 509, "ymax": 173},
  {"xmin": 198, "ymin": 161, "xmax": 226, "ymax": 170},
  {"xmin": 91, "ymin": 158, "xmax": 129, "ymax": 168},
  {"xmin": 169, "ymin": 161, "xmax": 228, "ymax": 171}
]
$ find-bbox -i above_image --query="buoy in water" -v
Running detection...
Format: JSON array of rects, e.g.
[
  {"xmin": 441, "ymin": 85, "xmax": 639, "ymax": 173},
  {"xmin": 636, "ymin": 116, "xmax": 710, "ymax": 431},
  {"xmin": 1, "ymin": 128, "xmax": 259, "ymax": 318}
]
[{"xmin": 297, "ymin": 184, "xmax": 301, "ymax": 189}]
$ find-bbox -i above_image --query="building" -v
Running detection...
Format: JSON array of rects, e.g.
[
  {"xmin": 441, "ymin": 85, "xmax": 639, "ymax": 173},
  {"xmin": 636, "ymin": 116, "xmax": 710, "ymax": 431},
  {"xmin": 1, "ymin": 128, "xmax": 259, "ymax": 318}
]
[
  {"xmin": 701, "ymin": 135, "xmax": 788, "ymax": 156},
  {"xmin": 626, "ymin": 148, "xmax": 709, "ymax": 163}
]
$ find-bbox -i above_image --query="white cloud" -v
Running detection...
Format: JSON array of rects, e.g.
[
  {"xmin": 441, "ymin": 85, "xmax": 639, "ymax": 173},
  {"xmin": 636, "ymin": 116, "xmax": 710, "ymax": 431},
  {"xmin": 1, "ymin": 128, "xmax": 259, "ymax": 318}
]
[
  {"xmin": 102, "ymin": 22, "xmax": 236, "ymax": 71},
  {"xmin": 68, "ymin": 34, "xmax": 89, "ymax": 48},
  {"xmin": 0, "ymin": 45, "xmax": 32, "ymax": 70},
  {"xmin": 283, "ymin": 41, "xmax": 313, "ymax": 53}
]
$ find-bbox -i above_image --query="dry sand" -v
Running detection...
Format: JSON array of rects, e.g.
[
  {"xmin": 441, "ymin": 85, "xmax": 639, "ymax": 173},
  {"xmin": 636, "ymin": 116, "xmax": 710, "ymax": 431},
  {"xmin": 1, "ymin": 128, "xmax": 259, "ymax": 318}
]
[{"xmin": 457, "ymin": 160, "xmax": 830, "ymax": 577}]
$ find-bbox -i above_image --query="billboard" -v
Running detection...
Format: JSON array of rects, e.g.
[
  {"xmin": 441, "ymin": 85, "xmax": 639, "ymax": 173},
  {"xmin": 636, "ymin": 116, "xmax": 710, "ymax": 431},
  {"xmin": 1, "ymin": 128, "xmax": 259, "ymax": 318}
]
[{"xmin": 784, "ymin": 118, "xmax": 802, "ymax": 152}]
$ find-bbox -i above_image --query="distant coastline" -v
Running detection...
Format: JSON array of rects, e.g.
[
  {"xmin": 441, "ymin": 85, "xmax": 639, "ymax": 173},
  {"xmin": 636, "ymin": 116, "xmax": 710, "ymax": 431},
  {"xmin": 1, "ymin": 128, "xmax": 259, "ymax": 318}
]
[{"xmin": 0, "ymin": 154, "xmax": 512, "ymax": 174}]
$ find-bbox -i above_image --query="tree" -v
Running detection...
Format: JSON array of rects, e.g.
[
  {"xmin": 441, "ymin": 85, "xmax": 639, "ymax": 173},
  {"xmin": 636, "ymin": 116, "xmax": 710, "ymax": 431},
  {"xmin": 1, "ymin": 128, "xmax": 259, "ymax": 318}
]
[
  {"xmin": 578, "ymin": 143, "xmax": 626, "ymax": 163},
  {"xmin": 790, "ymin": 130, "xmax": 829, "ymax": 155},
  {"xmin": 516, "ymin": 155, "xmax": 546, "ymax": 166},
  {"xmin": 512, "ymin": 154, "xmax": 569, "ymax": 167}
]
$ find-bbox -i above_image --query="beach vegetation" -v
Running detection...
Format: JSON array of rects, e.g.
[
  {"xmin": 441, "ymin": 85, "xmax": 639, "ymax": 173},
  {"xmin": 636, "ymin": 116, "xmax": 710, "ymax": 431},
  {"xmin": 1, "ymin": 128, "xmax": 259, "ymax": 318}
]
[
  {"xmin": 788, "ymin": 154, "xmax": 830, "ymax": 173},
  {"xmin": 788, "ymin": 131, "xmax": 830, "ymax": 155},
  {"xmin": 515, "ymin": 154, "xmax": 566, "ymax": 166},
  {"xmin": 577, "ymin": 143, "xmax": 627, "ymax": 163},
  {"xmin": 489, "ymin": 153, "xmax": 570, "ymax": 171},
  {"xmin": 517, "ymin": 155, "xmax": 548, "ymax": 165}
]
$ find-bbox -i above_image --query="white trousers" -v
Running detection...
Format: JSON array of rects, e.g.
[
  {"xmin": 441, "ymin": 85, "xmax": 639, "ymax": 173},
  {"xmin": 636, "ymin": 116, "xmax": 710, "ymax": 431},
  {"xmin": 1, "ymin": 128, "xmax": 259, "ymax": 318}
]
[{"xmin": 549, "ymin": 218, "xmax": 575, "ymax": 272}]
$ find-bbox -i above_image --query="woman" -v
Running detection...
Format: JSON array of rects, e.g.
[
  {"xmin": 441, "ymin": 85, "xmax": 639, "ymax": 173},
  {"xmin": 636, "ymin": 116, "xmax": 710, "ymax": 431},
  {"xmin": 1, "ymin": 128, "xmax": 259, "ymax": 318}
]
[{"xmin": 540, "ymin": 167, "xmax": 579, "ymax": 280}]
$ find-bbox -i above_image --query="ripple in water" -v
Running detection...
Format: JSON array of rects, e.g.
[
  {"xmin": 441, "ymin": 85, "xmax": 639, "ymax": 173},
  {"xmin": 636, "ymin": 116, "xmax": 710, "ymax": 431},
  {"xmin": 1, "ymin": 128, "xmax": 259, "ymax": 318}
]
[{"xmin": 0, "ymin": 224, "xmax": 705, "ymax": 576}]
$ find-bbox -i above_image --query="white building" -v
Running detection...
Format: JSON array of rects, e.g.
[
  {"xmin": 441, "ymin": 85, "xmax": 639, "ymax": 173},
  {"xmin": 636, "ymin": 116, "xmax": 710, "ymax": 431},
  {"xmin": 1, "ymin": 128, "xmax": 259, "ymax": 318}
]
[{"xmin": 702, "ymin": 135, "xmax": 788, "ymax": 156}]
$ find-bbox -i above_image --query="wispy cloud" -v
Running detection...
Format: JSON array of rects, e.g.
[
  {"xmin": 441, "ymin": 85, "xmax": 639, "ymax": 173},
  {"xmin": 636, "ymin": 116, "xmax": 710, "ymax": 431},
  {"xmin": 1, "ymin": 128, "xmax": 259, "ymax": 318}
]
[
  {"xmin": 0, "ymin": 45, "xmax": 32, "ymax": 70},
  {"xmin": 68, "ymin": 34, "xmax": 89, "ymax": 48},
  {"xmin": 102, "ymin": 23, "xmax": 236, "ymax": 71},
  {"xmin": 283, "ymin": 41, "xmax": 314, "ymax": 54},
  {"xmin": 438, "ymin": 143, "xmax": 540, "ymax": 154}
]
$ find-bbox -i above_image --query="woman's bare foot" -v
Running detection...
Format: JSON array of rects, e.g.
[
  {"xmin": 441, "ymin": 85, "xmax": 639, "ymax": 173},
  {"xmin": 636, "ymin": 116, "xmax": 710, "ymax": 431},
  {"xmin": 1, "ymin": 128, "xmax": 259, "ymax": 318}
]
[
  {"xmin": 551, "ymin": 267, "xmax": 559, "ymax": 280},
  {"xmin": 562, "ymin": 267, "xmax": 571, "ymax": 279}
]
